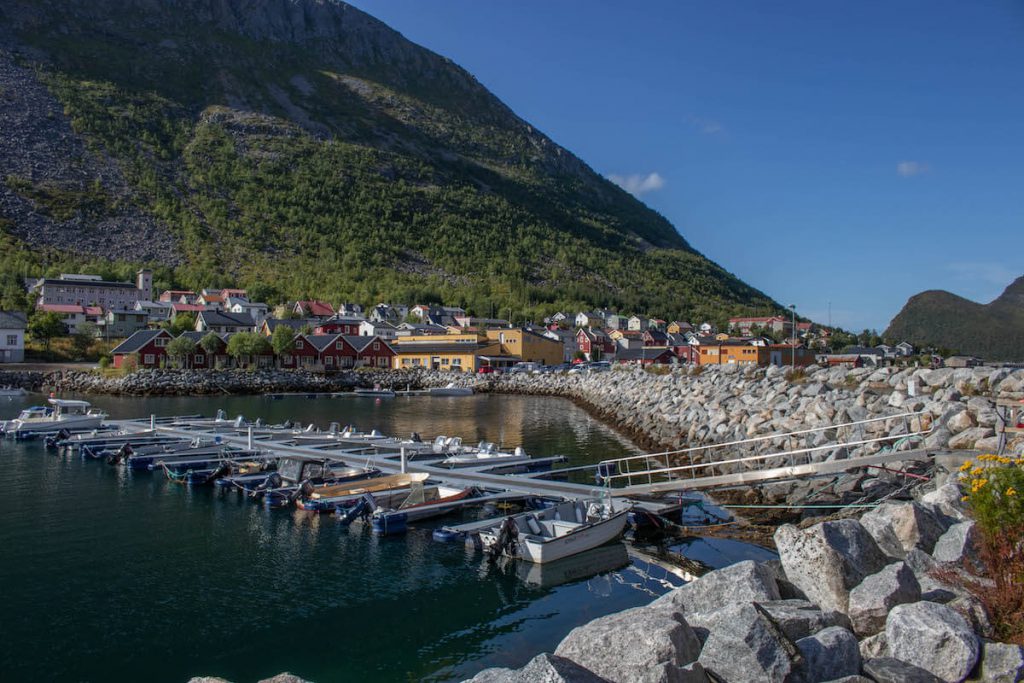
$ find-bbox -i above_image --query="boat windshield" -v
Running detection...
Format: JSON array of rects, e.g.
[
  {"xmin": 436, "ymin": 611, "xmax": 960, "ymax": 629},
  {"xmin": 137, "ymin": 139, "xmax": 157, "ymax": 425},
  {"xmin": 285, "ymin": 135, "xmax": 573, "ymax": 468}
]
[
  {"xmin": 18, "ymin": 407, "xmax": 51, "ymax": 420},
  {"xmin": 278, "ymin": 459, "xmax": 303, "ymax": 481}
]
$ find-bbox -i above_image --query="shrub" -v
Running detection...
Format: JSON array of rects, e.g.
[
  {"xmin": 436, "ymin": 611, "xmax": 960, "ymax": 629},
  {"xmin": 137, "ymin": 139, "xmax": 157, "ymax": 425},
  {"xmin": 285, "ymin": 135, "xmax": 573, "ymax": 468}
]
[
  {"xmin": 959, "ymin": 454, "xmax": 1024, "ymax": 643},
  {"xmin": 120, "ymin": 354, "xmax": 138, "ymax": 375},
  {"xmin": 784, "ymin": 367, "xmax": 807, "ymax": 382},
  {"xmin": 97, "ymin": 355, "xmax": 111, "ymax": 369}
]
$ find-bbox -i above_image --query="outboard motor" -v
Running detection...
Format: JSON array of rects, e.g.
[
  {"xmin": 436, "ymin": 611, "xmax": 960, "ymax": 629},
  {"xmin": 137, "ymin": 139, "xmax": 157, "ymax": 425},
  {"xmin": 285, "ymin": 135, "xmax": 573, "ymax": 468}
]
[
  {"xmin": 410, "ymin": 432, "xmax": 422, "ymax": 443},
  {"xmin": 289, "ymin": 479, "xmax": 315, "ymax": 503},
  {"xmin": 45, "ymin": 428, "xmax": 72, "ymax": 450},
  {"xmin": 488, "ymin": 517, "xmax": 519, "ymax": 563},
  {"xmin": 337, "ymin": 493, "xmax": 376, "ymax": 527},
  {"xmin": 250, "ymin": 471, "xmax": 283, "ymax": 499},
  {"xmin": 107, "ymin": 443, "xmax": 133, "ymax": 466},
  {"xmin": 215, "ymin": 409, "xmax": 226, "ymax": 421}
]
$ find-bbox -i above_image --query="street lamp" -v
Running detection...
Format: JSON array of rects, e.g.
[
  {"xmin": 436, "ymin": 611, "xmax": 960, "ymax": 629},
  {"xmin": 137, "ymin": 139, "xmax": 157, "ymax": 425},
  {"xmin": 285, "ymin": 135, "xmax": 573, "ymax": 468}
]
[{"xmin": 789, "ymin": 304, "xmax": 796, "ymax": 370}]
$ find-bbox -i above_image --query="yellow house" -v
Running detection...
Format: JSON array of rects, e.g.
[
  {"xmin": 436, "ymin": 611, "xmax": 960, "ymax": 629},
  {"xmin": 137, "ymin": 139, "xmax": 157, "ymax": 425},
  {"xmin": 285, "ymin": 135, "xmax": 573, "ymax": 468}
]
[
  {"xmin": 484, "ymin": 328, "xmax": 564, "ymax": 366},
  {"xmin": 697, "ymin": 339, "xmax": 769, "ymax": 366},
  {"xmin": 392, "ymin": 334, "xmax": 496, "ymax": 372}
]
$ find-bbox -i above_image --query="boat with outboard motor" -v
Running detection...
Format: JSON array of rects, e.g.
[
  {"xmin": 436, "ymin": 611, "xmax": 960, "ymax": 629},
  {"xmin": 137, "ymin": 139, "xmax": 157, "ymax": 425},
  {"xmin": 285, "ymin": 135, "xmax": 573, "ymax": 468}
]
[
  {"xmin": 478, "ymin": 498, "xmax": 630, "ymax": 564},
  {"xmin": 427, "ymin": 383, "xmax": 473, "ymax": 397},
  {"xmin": 440, "ymin": 440, "xmax": 533, "ymax": 469},
  {"xmin": 296, "ymin": 472, "xmax": 431, "ymax": 512},
  {"xmin": 242, "ymin": 458, "xmax": 382, "ymax": 507},
  {"xmin": 1, "ymin": 398, "xmax": 107, "ymax": 439}
]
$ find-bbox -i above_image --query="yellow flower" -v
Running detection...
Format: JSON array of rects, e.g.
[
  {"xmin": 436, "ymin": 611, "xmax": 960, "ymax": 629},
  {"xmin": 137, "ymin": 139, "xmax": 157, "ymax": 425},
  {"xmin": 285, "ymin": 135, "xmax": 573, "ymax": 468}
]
[
  {"xmin": 971, "ymin": 467, "xmax": 984, "ymax": 477},
  {"xmin": 1007, "ymin": 487, "xmax": 1017, "ymax": 497},
  {"xmin": 959, "ymin": 460, "xmax": 973, "ymax": 472},
  {"xmin": 961, "ymin": 495, "xmax": 969, "ymax": 502}
]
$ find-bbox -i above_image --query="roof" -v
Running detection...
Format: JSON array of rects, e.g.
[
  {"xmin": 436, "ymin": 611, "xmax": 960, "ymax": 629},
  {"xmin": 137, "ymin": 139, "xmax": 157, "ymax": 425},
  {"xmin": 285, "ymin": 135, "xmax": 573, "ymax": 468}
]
[
  {"xmin": 0, "ymin": 311, "xmax": 27, "ymax": 329},
  {"xmin": 616, "ymin": 347, "xmax": 674, "ymax": 361},
  {"xmin": 394, "ymin": 341, "xmax": 486, "ymax": 354},
  {"xmin": 295, "ymin": 300, "xmax": 335, "ymax": 316},
  {"xmin": 340, "ymin": 335, "xmax": 393, "ymax": 353},
  {"xmin": 111, "ymin": 329, "xmax": 169, "ymax": 354},
  {"xmin": 843, "ymin": 346, "xmax": 885, "ymax": 356},
  {"xmin": 319, "ymin": 316, "xmax": 365, "ymax": 326},
  {"xmin": 39, "ymin": 304, "xmax": 86, "ymax": 314},
  {"xmin": 84, "ymin": 306, "xmax": 103, "ymax": 316},
  {"xmin": 171, "ymin": 303, "xmax": 207, "ymax": 312},
  {"xmin": 304, "ymin": 334, "xmax": 342, "ymax": 351},
  {"xmin": 198, "ymin": 310, "xmax": 255, "ymax": 328},
  {"xmin": 162, "ymin": 290, "xmax": 195, "ymax": 296},
  {"xmin": 41, "ymin": 278, "xmax": 136, "ymax": 289},
  {"xmin": 729, "ymin": 316, "xmax": 786, "ymax": 324},
  {"xmin": 48, "ymin": 398, "xmax": 92, "ymax": 407}
]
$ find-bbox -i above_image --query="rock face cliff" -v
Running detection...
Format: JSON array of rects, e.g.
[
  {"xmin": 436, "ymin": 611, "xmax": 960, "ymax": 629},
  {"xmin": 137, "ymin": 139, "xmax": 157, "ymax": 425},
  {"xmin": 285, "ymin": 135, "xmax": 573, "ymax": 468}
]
[
  {"xmin": 885, "ymin": 277, "xmax": 1024, "ymax": 362},
  {"xmin": 0, "ymin": 0, "xmax": 775, "ymax": 320}
]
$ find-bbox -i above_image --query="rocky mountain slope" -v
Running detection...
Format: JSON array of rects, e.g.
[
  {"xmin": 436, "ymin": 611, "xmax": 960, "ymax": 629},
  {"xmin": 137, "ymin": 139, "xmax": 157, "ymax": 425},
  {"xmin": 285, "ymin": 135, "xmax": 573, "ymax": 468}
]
[
  {"xmin": 885, "ymin": 276, "xmax": 1024, "ymax": 361},
  {"xmin": 0, "ymin": 0, "xmax": 776, "ymax": 321}
]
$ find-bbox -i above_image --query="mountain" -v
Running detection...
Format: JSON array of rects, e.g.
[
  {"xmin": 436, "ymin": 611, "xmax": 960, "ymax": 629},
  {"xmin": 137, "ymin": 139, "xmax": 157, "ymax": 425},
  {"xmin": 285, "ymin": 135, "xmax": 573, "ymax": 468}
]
[
  {"xmin": 0, "ymin": 0, "xmax": 778, "ymax": 321},
  {"xmin": 884, "ymin": 276, "xmax": 1024, "ymax": 361}
]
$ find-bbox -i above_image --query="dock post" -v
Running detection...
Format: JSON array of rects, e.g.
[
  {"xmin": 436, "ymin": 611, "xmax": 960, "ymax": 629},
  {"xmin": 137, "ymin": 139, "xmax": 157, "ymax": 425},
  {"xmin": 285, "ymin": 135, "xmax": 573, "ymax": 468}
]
[
  {"xmin": 150, "ymin": 414, "xmax": 155, "ymax": 430},
  {"xmin": 400, "ymin": 447, "xmax": 407, "ymax": 473},
  {"xmin": 248, "ymin": 425, "xmax": 253, "ymax": 451}
]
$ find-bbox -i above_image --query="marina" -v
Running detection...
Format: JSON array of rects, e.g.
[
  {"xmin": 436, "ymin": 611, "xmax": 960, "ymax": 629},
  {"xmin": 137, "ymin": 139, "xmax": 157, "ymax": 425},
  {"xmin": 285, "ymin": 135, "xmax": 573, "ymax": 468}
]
[{"xmin": 0, "ymin": 392, "xmax": 741, "ymax": 683}]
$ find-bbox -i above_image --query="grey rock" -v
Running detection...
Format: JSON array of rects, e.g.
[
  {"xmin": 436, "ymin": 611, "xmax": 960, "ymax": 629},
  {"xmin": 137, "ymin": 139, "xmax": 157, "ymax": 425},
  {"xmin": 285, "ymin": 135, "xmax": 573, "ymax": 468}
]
[
  {"xmin": 949, "ymin": 594, "xmax": 994, "ymax": 640},
  {"xmin": 932, "ymin": 521, "xmax": 979, "ymax": 565},
  {"xmin": 258, "ymin": 675, "xmax": 312, "ymax": 683},
  {"xmin": 758, "ymin": 599, "xmax": 852, "ymax": 641},
  {"xmin": 774, "ymin": 520, "xmax": 888, "ymax": 614},
  {"xmin": 863, "ymin": 657, "xmax": 943, "ymax": 683},
  {"xmin": 762, "ymin": 559, "xmax": 809, "ymax": 600},
  {"xmin": 651, "ymin": 560, "xmax": 780, "ymax": 619},
  {"xmin": 975, "ymin": 641, "xmax": 1024, "ymax": 683},
  {"xmin": 859, "ymin": 631, "xmax": 890, "ymax": 660},
  {"xmin": 555, "ymin": 606, "xmax": 701, "ymax": 683},
  {"xmin": 820, "ymin": 677, "xmax": 873, "ymax": 683},
  {"xmin": 920, "ymin": 481, "xmax": 968, "ymax": 521},
  {"xmin": 697, "ymin": 603, "xmax": 800, "ymax": 683},
  {"xmin": 886, "ymin": 601, "xmax": 979, "ymax": 682},
  {"xmin": 949, "ymin": 427, "xmax": 996, "ymax": 450},
  {"xmin": 947, "ymin": 411, "xmax": 975, "ymax": 434},
  {"xmin": 904, "ymin": 549, "xmax": 962, "ymax": 603},
  {"xmin": 847, "ymin": 562, "xmax": 922, "ymax": 636},
  {"xmin": 860, "ymin": 502, "xmax": 947, "ymax": 557},
  {"xmin": 795, "ymin": 626, "xmax": 861, "ymax": 682}
]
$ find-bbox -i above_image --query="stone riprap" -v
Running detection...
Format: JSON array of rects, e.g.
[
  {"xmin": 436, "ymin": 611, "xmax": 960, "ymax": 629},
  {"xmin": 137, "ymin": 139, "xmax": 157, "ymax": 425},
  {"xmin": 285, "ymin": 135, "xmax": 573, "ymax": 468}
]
[
  {"xmin": 3, "ymin": 364, "xmax": 1022, "ymax": 460},
  {"xmin": 464, "ymin": 503, "xmax": 1022, "ymax": 683}
]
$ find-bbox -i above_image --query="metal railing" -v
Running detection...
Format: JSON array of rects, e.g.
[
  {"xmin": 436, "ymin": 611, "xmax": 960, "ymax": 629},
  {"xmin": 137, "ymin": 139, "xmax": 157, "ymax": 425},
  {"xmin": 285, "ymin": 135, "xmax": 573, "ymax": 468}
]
[{"xmin": 599, "ymin": 411, "xmax": 932, "ymax": 493}]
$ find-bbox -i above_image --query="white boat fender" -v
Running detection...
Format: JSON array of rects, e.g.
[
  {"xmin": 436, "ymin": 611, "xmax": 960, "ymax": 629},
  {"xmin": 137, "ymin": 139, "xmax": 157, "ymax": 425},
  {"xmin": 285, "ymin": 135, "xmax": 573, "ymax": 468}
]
[
  {"xmin": 370, "ymin": 429, "xmax": 382, "ymax": 438},
  {"xmin": 514, "ymin": 446, "xmax": 526, "ymax": 457},
  {"xmin": 526, "ymin": 514, "xmax": 542, "ymax": 535}
]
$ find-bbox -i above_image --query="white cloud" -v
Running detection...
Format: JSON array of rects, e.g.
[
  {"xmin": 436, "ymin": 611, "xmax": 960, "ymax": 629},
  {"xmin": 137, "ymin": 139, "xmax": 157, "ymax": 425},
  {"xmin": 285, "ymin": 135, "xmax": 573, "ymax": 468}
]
[
  {"xmin": 897, "ymin": 161, "xmax": 930, "ymax": 177},
  {"xmin": 687, "ymin": 116, "xmax": 725, "ymax": 135},
  {"xmin": 607, "ymin": 172, "xmax": 666, "ymax": 196}
]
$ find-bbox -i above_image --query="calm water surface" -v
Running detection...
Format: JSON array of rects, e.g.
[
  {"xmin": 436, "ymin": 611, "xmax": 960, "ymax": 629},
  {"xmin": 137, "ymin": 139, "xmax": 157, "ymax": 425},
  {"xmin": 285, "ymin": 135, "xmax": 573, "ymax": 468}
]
[{"xmin": 0, "ymin": 393, "xmax": 764, "ymax": 682}]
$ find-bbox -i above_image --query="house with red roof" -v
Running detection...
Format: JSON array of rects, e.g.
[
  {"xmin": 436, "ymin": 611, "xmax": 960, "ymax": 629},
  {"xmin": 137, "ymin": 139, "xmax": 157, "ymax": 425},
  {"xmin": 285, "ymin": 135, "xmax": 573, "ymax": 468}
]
[
  {"xmin": 293, "ymin": 300, "xmax": 335, "ymax": 319},
  {"xmin": 575, "ymin": 327, "xmax": 615, "ymax": 360}
]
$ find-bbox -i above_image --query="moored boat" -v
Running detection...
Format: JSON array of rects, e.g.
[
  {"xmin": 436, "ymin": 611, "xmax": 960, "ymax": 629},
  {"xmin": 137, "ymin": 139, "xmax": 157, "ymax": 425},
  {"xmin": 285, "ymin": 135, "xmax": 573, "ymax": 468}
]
[
  {"xmin": 1, "ymin": 399, "xmax": 107, "ymax": 439},
  {"xmin": 478, "ymin": 499, "xmax": 630, "ymax": 564},
  {"xmin": 296, "ymin": 472, "xmax": 429, "ymax": 512},
  {"xmin": 427, "ymin": 383, "xmax": 473, "ymax": 397},
  {"xmin": 441, "ymin": 442, "xmax": 532, "ymax": 469}
]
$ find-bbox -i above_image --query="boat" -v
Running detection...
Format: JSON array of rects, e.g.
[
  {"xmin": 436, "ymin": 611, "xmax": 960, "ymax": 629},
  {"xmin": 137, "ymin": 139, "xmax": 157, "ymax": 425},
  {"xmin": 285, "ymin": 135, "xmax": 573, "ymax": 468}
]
[
  {"xmin": 248, "ymin": 459, "xmax": 381, "ymax": 507},
  {"xmin": 370, "ymin": 485, "xmax": 480, "ymax": 535},
  {"xmin": 514, "ymin": 542, "xmax": 630, "ymax": 587},
  {"xmin": 0, "ymin": 386, "xmax": 26, "ymax": 398},
  {"xmin": 0, "ymin": 399, "xmax": 107, "ymax": 439},
  {"xmin": 427, "ymin": 383, "xmax": 473, "ymax": 397},
  {"xmin": 441, "ymin": 441, "xmax": 533, "ymax": 469},
  {"xmin": 353, "ymin": 385, "xmax": 396, "ymax": 398},
  {"xmin": 296, "ymin": 472, "xmax": 430, "ymax": 512},
  {"xmin": 478, "ymin": 498, "xmax": 630, "ymax": 564}
]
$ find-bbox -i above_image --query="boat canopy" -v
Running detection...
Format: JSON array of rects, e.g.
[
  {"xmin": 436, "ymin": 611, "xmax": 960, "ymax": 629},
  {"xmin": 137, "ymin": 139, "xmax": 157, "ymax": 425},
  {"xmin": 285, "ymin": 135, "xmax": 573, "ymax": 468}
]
[{"xmin": 48, "ymin": 399, "xmax": 92, "ymax": 408}]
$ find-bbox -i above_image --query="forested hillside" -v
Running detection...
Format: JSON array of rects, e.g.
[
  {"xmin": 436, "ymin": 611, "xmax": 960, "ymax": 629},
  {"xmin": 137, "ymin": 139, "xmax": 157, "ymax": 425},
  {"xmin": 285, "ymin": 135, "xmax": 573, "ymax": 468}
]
[{"xmin": 0, "ymin": 0, "xmax": 778, "ymax": 323}]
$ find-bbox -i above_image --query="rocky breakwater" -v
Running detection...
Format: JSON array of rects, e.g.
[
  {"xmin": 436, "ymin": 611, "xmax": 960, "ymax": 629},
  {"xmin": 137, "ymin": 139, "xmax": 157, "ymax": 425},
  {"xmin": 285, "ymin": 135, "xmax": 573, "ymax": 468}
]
[
  {"xmin": 466, "ymin": 480, "xmax": 1023, "ymax": 683},
  {"xmin": 429, "ymin": 364, "xmax": 1024, "ymax": 459}
]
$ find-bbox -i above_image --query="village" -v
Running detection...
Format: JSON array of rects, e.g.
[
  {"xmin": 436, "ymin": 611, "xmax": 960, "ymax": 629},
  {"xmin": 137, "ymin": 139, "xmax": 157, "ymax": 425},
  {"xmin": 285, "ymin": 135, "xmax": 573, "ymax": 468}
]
[{"xmin": 0, "ymin": 269, "xmax": 968, "ymax": 374}]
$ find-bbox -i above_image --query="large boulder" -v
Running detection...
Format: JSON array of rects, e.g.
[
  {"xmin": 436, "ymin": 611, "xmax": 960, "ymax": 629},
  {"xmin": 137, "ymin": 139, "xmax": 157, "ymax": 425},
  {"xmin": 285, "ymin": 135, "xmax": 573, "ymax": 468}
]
[
  {"xmin": 758, "ymin": 599, "xmax": 851, "ymax": 641},
  {"xmin": 652, "ymin": 560, "xmax": 780, "ymax": 622},
  {"xmin": 859, "ymin": 632, "xmax": 890, "ymax": 660},
  {"xmin": 774, "ymin": 520, "xmax": 889, "ymax": 613},
  {"xmin": 794, "ymin": 626, "xmax": 861, "ymax": 682},
  {"xmin": 949, "ymin": 427, "xmax": 995, "ymax": 450},
  {"xmin": 932, "ymin": 521, "xmax": 979, "ymax": 566},
  {"xmin": 860, "ymin": 502, "xmax": 947, "ymax": 557},
  {"xmin": 863, "ymin": 657, "xmax": 944, "ymax": 683},
  {"xmin": 974, "ymin": 641, "xmax": 1024, "ymax": 683},
  {"xmin": 464, "ymin": 654, "xmax": 610, "ymax": 683},
  {"xmin": 920, "ymin": 480, "xmax": 968, "ymax": 521},
  {"xmin": 904, "ymin": 549, "xmax": 962, "ymax": 603},
  {"xmin": 847, "ymin": 562, "xmax": 922, "ymax": 636},
  {"xmin": 554, "ymin": 606, "xmax": 701, "ymax": 683},
  {"xmin": 886, "ymin": 601, "xmax": 979, "ymax": 682},
  {"xmin": 696, "ymin": 603, "xmax": 800, "ymax": 683}
]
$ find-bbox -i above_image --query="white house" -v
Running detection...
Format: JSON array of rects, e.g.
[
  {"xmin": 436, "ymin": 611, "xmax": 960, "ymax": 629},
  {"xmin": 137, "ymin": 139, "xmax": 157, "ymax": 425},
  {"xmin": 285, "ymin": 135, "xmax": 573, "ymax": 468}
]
[
  {"xmin": 603, "ymin": 313, "xmax": 625, "ymax": 330},
  {"xmin": 134, "ymin": 300, "xmax": 172, "ymax": 323},
  {"xmin": 359, "ymin": 319, "xmax": 398, "ymax": 341},
  {"xmin": 0, "ymin": 311, "xmax": 27, "ymax": 363},
  {"xmin": 896, "ymin": 341, "xmax": 915, "ymax": 357},
  {"xmin": 574, "ymin": 311, "xmax": 604, "ymax": 328},
  {"xmin": 227, "ymin": 297, "xmax": 269, "ymax": 326},
  {"xmin": 627, "ymin": 315, "xmax": 649, "ymax": 332}
]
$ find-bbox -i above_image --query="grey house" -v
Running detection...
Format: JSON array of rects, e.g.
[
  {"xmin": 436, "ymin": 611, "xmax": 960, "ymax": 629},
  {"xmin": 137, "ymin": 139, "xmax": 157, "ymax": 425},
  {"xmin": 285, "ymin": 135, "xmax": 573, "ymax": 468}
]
[{"xmin": 0, "ymin": 311, "xmax": 27, "ymax": 363}]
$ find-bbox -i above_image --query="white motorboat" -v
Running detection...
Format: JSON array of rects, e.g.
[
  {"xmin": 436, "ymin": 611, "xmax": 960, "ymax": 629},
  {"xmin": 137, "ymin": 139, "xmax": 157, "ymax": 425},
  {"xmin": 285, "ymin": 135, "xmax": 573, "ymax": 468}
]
[
  {"xmin": 0, "ymin": 386, "xmax": 26, "ymax": 398},
  {"xmin": 427, "ymin": 383, "xmax": 473, "ymax": 397},
  {"xmin": 353, "ymin": 385, "xmax": 395, "ymax": 398},
  {"xmin": 1, "ymin": 398, "xmax": 107, "ymax": 438},
  {"xmin": 478, "ymin": 499, "xmax": 630, "ymax": 564},
  {"xmin": 441, "ymin": 440, "xmax": 532, "ymax": 468}
]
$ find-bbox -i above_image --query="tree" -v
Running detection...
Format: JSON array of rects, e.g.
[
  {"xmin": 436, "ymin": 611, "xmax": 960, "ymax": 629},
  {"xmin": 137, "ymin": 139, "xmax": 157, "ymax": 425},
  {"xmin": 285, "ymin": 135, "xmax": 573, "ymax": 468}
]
[
  {"xmin": 271, "ymin": 324, "xmax": 296, "ymax": 364},
  {"xmin": 199, "ymin": 332, "xmax": 224, "ymax": 368},
  {"xmin": 169, "ymin": 312, "xmax": 196, "ymax": 335},
  {"xmin": 298, "ymin": 323, "xmax": 314, "ymax": 336},
  {"xmin": 166, "ymin": 335, "xmax": 197, "ymax": 368},
  {"xmin": 28, "ymin": 311, "xmax": 66, "ymax": 352},
  {"xmin": 226, "ymin": 332, "xmax": 271, "ymax": 368},
  {"xmin": 71, "ymin": 321, "xmax": 98, "ymax": 360}
]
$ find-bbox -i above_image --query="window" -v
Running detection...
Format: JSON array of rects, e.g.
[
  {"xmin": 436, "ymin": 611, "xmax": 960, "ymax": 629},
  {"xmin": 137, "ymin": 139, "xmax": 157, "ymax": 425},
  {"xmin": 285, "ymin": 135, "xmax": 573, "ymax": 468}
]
[
  {"xmin": 378, "ymin": 357, "xmax": 388, "ymax": 367},
  {"xmin": 5, "ymin": 335, "xmax": 16, "ymax": 346},
  {"xmin": 155, "ymin": 338, "xmax": 168, "ymax": 347},
  {"xmin": 372, "ymin": 342, "xmax": 380, "ymax": 351},
  {"xmin": 325, "ymin": 356, "xmax": 334, "ymax": 365},
  {"xmin": 282, "ymin": 354, "xmax": 292, "ymax": 364},
  {"xmin": 336, "ymin": 342, "xmax": 343, "ymax": 350},
  {"xmin": 451, "ymin": 358, "xmax": 462, "ymax": 367},
  {"xmin": 296, "ymin": 341, "xmax": 304, "ymax": 350},
  {"xmin": 143, "ymin": 354, "xmax": 155, "ymax": 364},
  {"xmin": 194, "ymin": 355, "xmax": 204, "ymax": 364}
]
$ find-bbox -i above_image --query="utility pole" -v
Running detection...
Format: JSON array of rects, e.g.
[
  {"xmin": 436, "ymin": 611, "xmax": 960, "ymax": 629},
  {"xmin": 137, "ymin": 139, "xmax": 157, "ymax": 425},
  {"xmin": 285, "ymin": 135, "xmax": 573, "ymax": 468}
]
[{"xmin": 790, "ymin": 304, "xmax": 796, "ymax": 370}]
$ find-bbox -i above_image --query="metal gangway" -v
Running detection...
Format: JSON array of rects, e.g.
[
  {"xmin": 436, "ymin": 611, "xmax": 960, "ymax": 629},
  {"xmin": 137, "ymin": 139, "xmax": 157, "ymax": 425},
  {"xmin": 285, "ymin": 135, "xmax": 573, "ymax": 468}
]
[{"xmin": 598, "ymin": 411, "xmax": 934, "ymax": 496}]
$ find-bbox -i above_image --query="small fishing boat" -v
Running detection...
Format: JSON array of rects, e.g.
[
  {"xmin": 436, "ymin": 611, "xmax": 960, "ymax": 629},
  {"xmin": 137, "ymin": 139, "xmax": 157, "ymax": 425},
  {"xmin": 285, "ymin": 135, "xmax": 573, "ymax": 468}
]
[
  {"xmin": 478, "ymin": 499, "xmax": 630, "ymax": 564},
  {"xmin": 427, "ymin": 383, "xmax": 473, "ymax": 397},
  {"xmin": 296, "ymin": 472, "xmax": 430, "ymax": 512},
  {"xmin": 247, "ymin": 459, "xmax": 380, "ymax": 507},
  {"xmin": 1, "ymin": 399, "xmax": 107, "ymax": 439},
  {"xmin": 353, "ymin": 384, "xmax": 395, "ymax": 398},
  {"xmin": 370, "ymin": 485, "xmax": 480, "ymax": 535},
  {"xmin": 441, "ymin": 441, "xmax": 533, "ymax": 469}
]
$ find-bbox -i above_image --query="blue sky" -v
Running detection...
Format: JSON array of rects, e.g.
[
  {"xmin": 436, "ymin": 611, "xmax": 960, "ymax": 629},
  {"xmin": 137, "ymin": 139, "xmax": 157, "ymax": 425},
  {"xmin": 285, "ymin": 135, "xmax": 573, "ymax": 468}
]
[{"xmin": 347, "ymin": 1, "xmax": 1024, "ymax": 332}]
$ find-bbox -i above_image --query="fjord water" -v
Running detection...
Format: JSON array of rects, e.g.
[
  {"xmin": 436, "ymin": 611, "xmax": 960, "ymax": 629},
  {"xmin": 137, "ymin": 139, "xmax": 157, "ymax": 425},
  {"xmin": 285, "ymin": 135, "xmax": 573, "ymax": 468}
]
[{"xmin": 0, "ymin": 393, "xmax": 764, "ymax": 682}]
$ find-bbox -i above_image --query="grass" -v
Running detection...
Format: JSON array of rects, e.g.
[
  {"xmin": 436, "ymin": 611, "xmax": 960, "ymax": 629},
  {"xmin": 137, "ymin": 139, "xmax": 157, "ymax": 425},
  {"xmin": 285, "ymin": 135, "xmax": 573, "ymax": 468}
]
[{"xmin": 25, "ymin": 337, "xmax": 120, "ymax": 363}]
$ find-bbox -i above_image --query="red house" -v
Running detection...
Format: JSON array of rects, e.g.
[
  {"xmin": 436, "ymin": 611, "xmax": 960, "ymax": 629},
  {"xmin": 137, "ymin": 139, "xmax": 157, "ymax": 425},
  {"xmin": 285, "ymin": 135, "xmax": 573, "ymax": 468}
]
[
  {"xmin": 293, "ymin": 300, "xmax": 335, "ymax": 319},
  {"xmin": 280, "ymin": 333, "xmax": 322, "ymax": 369},
  {"xmin": 313, "ymin": 317, "xmax": 363, "ymax": 336},
  {"xmin": 343, "ymin": 335, "xmax": 395, "ymax": 368},
  {"xmin": 111, "ymin": 329, "xmax": 173, "ymax": 368},
  {"xmin": 575, "ymin": 327, "xmax": 615, "ymax": 360},
  {"xmin": 177, "ymin": 331, "xmax": 229, "ymax": 369}
]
